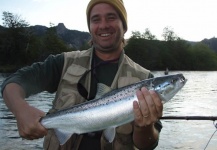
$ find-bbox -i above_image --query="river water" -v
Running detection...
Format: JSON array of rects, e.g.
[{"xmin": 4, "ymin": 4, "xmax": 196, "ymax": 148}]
[{"xmin": 0, "ymin": 71, "xmax": 217, "ymax": 150}]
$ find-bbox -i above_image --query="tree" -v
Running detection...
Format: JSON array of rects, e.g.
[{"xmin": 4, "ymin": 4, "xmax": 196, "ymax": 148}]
[
  {"xmin": 162, "ymin": 27, "xmax": 180, "ymax": 41},
  {"xmin": 187, "ymin": 43, "xmax": 217, "ymax": 70},
  {"xmin": 131, "ymin": 31, "xmax": 142, "ymax": 39},
  {"xmin": 39, "ymin": 24, "xmax": 69, "ymax": 60},
  {"xmin": 142, "ymin": 28, "xmax": 157, "ymax": 40},
  {"xmin": 1, "ymin": 11, "xmax": 31, "ymax": 65},
  {"xmin": 2, "ymin": 11, "xmax": 29, "ymax": 28},
  {"xmin": 130, "ymin": 29, "xmax": 157, "ymax": 40}
]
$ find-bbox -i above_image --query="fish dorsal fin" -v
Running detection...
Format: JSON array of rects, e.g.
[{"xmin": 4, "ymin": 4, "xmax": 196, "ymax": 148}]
[
  {"xmin": 95, "ymin": 83, "xmax": 112, "ymax": 99},
  {"xmin": 103, "ymin": 127, "xmax": 116, "ymax": 143},
  {"xmin": 54, "ymin": 129, "xmax": 73, "ymax": 145}
]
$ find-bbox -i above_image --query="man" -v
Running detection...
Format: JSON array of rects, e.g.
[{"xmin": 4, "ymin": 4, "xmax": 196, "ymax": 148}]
[{"xmin": 1, "ymin": 0, "xmax": 163, "ymax": 149}]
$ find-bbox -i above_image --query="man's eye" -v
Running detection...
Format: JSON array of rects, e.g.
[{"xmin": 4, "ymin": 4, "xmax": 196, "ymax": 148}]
[
  {"xmin": 108, "ymin": 15, "xmax": 117, "ymax": 20},
  {"xmin": 108, "ymin": 17, "xmax": 115, "ymax": 20},
  {"xmin": 91, "ymin": 18, "xmax": 100, "ymax": 23}
]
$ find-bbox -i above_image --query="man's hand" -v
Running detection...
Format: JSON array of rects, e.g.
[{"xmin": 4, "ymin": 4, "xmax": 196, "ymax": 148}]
[
  {"xmin": 132, "ymin": 87, "xmax": 163, "ymax": 149},
  {"xmin": 2, "ymin": 83, "xmax": 47, "ymax": 140},
  {"xmin": 133, "ymin": 87, "xmax": 163, "ymax": 127},
  {"xmin": 15, "ymin": 103, "xmax": 47, "ymax": 140}
]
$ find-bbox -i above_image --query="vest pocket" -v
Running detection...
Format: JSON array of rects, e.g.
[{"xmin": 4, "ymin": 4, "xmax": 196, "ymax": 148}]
[
  {"xmin": 62, "ymin": 64, "xmax": 87, "ymax": 84},
  {"xmin": 56, "ymin": 64, "xmax": 88, "ymax": 110}
]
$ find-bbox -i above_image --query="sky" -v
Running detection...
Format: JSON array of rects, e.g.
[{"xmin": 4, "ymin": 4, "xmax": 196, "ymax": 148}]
[{"xmin": 0, "ymin": 0, "xmax": 217, "ymax": 41}]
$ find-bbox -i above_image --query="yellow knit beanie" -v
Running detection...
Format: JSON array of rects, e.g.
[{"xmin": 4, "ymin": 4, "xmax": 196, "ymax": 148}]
[{"xmin": 86, "ymin": 0, "xmax": 127, "ymax": 31}]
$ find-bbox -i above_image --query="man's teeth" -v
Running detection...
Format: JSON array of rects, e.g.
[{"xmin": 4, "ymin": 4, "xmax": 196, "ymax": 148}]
[{"xmin": 100, "ymin": 33, "xmax": 110, "ymax": 37}]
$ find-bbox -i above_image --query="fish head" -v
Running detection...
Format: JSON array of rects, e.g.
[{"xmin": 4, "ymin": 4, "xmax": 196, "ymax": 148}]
[{"xmin": 152, "ymin": 74, "xmax": 187, "ymax": 103}]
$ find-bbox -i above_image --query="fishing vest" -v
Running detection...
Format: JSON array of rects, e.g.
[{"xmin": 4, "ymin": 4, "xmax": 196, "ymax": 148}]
[{"xmin": 43, "ymin": 48, "xmax": 150, "ymax": 150}]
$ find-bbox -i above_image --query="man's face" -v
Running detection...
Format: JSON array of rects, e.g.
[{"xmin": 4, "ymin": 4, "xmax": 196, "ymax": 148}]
[{"xmin": 89, "ymin": 3, "xmax": 126, "ymax": 53}]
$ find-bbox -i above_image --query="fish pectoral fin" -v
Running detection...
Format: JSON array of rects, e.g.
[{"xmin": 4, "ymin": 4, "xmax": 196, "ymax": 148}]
[
  {"xmin": 103, "ymin": 127, "xmax": 116, "ymax": 143},
  {"xmin": 54, "ymin": 129, "xmax": 73, "ymax": 145},
  {"xmin": 95, "ymin": 83, "xmax": 112, "ymax": 99}
]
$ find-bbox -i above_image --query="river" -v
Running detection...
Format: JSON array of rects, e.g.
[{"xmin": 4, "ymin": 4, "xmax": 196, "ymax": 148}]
[{"xmin": 0, "ymin": 71, "xmax": 217, "ymax": 150}]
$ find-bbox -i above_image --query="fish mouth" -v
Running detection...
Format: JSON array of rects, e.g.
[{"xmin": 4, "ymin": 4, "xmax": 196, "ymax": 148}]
[
  {"xmin": 179, "ymin": 75, "xmax": 187, "ymax": 85},
  {"xmin": 174, "ymin": 76, "xmax": 187, "ymax": 86}
]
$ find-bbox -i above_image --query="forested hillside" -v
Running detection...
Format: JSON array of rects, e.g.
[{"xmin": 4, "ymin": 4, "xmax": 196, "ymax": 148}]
[
  {"xmin": 125, "ymin": 38, "xmax": 217, "ymax": 71},
  {"xmin": 1, "ymin": 11, "xmax": 217, "ymax": 72}
]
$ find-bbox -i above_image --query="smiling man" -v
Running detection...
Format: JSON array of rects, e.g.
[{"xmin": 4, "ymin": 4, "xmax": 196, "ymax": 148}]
[
  {"xmin": 1, "ymin": 0, "xmax": 163, "ymax": 150},
  {"xmin": 88, "ymin": 2, "xmax": 126, "ymax": 55}
]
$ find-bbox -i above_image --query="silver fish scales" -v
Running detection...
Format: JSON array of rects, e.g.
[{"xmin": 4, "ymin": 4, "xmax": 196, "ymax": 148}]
[{"xmin": 41, "ymin": 73, "xmax": 187, "ymax": 145}]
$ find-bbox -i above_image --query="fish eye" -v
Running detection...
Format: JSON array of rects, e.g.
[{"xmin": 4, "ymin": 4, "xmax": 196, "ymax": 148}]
[
  {"xmin": 171, "ymin": 79, "xmax": 177, "ymax": 84},
  {"xmin": 181, "ymin": 77, "xmax": 185, "ymax": 82},
  {"xmin": 171, "ymin": 79, "xmax": 174, "ymax": 83}
]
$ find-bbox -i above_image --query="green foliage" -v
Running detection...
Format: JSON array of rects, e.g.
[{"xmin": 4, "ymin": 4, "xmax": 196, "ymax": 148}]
[
  {"xmin": 142, "ymin": 28, "xmax": 157, "ymax": 40},
  {"xmin": 162, "ymin": 27, "xmax": 181, "ymax": 41},
  {"xmin": 125, "ymin": 38, "xmax": 161, "ymax": 69},
  {"xmin": 131, "ymin": 28, "xmax": 157, "ymax": 40},
  {"xmin": 187, "ymin": 43, "xmax": 217, "ymax": 70},
  {"xmin": 0, "ymin": 11, "xmax": 31, "ymax": 65},
  {"xmin": 1, "ymin": 12, "xmax": 217, "ymax": 72},
  {"xmin": 79, "ymin": 41, "xmax": 91, "ymax": 50},
  {"xmin": 2, "ymin": 11, "xmax": 29, "ymax": 28},
  {"xmin": 0, "ymin": 11, "xmax": 76, "ymax": 69},
  {"xmin": 39, "ymin": 26, "xmax": 69, "ymax": 60},
  {"xmin": 125, "ymin": 31, "xmax": 217, "ymax": 71}
]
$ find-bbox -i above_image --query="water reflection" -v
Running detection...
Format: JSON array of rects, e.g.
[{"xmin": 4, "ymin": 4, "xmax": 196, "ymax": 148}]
[
  {"xmin": 0, "ymin": 71, "xmax": 217, "ymax": 150},
  {"xmin": 0, "ymin": 74, "xmax": 54, "ymax": 149}
]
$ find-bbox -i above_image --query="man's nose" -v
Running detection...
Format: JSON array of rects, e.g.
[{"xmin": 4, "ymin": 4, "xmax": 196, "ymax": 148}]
[{"xmin": 99, "ymin": 18, "xmax": 110, "ymax": 29}]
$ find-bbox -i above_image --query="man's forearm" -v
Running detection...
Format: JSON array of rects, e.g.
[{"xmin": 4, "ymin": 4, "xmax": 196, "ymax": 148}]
[
  {"xmin": 3, "ymin": 83, "xmax": 48, "ymax": 139},
  {"xmin": 3, "ymin": 83, "xmax": 28, "ymax": 116}
]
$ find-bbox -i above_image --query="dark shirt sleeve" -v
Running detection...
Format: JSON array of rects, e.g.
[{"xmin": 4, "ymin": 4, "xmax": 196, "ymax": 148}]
[{"xmin": 1, "ymin": 53, "xmax": 64, "ymax": 97}]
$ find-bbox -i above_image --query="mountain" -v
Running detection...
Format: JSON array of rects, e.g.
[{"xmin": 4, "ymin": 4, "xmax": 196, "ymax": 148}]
[
  {"xmin": 29, "ymin": 23, "xmax": 91, "ymax": 49},
  {"xmin": 56, "ymin": 23, "xmax": 91, "ymax": 49},
  {"xmin": 1, "ymin": 23, "xmax": 217, "ymax": 52},
  {"xmin": 201, "ymin": 37, "xmax": 217, "ymax": 52},
  {"xmin": 29, "ymin": 25, "xmax": 47, "ymax": 36}
]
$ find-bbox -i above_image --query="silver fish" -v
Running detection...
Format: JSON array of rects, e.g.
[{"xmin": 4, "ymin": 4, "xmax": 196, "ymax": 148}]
[{"xmin": 41, "ymin": 73, "xmax": 187, "ymax": 145}]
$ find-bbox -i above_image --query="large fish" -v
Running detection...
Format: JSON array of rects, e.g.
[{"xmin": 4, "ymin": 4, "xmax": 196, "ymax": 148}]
[{"xmin": 40, "ymin": 73, "xmax": 187, "ymax": 145}]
